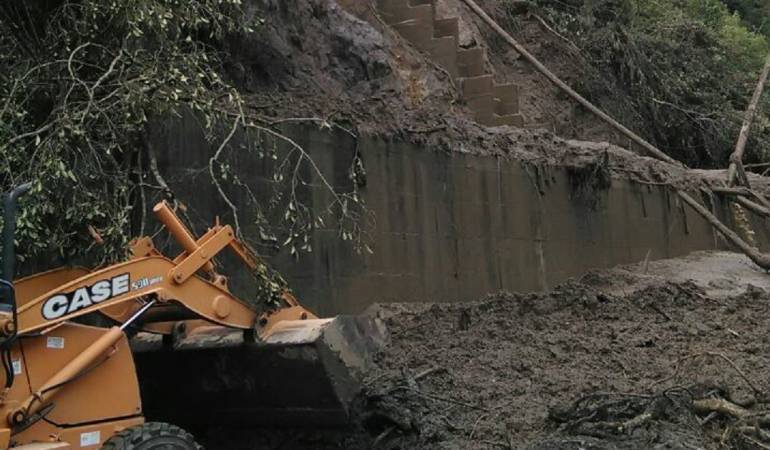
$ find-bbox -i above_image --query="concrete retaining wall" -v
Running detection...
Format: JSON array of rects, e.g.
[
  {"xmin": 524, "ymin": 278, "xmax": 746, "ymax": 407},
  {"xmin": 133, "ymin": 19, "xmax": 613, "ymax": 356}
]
[{"xmin": 153, "ymin": 122, "xmax": 766, "ymax": 315}]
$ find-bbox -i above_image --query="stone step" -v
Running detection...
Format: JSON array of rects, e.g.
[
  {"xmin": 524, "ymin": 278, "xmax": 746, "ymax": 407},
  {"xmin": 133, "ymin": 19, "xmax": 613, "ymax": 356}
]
[
  {"xmin": 393, "ymin": 20, "xmax": 433, "ymax": 51},
  {"xmin": 434, "ymin": 18, "xmax": 459, "ymax": 39},
  {"xmin": 379, "ymin": 1, "xmax": 432, "ymax": 26},
  {"xmin": 375, "ymin": 0, "xmax": 524, "ymax": 128},
  {"xmin": 377, "ymin": 0, "xmax": 409, "ymax": 22},
  {"xmin": 405, "ymin": 4, "xmax": 433, "ymax": 25},
  {"xmin": 493, "ymin": 83, "xmax": 519, "ymax": 105},
  {"xmin": 494, "ymin": 100, "xmax": 520, "ymax": 116},
  {"xmin": 428, "ymin": 36, "xmax": 459, "ymax": 78},
  {"xmin": 493, "ymin": 84, "xmax": 520, "ymax": 115},
  {"xmin": 457, "ymin": 47, "xmax": 486, "ymax": 78},
  {"xmin": 466, "ymin": 94, "xmax": 495, "ymax": 125},
  {"xmin": 459, "ymin": 74, "xmax": 494, "ymax": 100},
  {"xmin": 493, "ymin": 113, "xmax": 525, "ymax": 127}
]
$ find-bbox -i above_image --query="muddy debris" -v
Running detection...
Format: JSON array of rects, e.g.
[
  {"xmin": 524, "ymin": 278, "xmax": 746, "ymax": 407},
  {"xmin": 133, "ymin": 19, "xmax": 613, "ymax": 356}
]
[
  {"xmin": 190, "ymin": 0, "xmax": 770, "ymax": 446},
  {"xmin": 201, "ymin": 252, "xmax": 770, "ymax": 449}
]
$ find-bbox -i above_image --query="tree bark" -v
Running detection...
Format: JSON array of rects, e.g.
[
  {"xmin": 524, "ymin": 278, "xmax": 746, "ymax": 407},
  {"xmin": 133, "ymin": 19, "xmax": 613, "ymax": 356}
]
[
  {"xmin": 727, "ymin": 53, "xmax": 770, "ymax": 186},
  {"xmin": 678, "ymin": 190, "xmax": 770, "ymax": 269}
]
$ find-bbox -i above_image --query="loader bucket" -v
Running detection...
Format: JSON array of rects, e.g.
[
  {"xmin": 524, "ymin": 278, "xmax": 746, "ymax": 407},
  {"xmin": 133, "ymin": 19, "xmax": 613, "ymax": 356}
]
[{"xmin": 130, "ymin": 314, "xmax": 387, "ymax": 427}]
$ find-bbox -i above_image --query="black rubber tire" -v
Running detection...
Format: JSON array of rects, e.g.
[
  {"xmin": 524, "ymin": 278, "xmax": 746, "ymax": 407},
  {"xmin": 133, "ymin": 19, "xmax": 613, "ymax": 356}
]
[{"xmin": 100, "ymin": 422, "xmax": 202, "ymax": 450}]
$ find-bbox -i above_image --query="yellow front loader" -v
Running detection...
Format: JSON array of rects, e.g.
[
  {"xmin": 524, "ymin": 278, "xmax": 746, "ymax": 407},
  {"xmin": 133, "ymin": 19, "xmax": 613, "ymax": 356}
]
[{"xmin": 0, "ymin": 185, "xmax": 383, "ymax": 449}]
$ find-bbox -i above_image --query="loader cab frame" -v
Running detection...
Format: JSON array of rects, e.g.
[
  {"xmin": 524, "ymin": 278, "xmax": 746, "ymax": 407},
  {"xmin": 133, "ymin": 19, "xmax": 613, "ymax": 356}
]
[
  {"xmin": 0, "ymin": 183, "xmax": 31, "ymax": 314},
  {"xmin": 0, "ymin": 281, "xmax": 13, "ymax": 314}
]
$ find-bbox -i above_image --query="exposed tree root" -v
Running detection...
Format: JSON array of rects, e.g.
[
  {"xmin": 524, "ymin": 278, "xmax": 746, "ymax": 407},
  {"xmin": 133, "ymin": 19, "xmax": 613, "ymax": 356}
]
[{"xmin": 550, "ymin": 351, "xmax": 770, "ymax": 449}]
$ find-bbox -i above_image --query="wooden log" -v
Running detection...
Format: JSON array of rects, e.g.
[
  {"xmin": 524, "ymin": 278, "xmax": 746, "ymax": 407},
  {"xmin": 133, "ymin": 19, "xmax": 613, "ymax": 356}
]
[
  {"xmin": 678, "ymin": 190, "xmax": 770, "ymax": 269},
  {"xmin": 727, "ymin": 54, "xmax": 770, "ymax": 186}
]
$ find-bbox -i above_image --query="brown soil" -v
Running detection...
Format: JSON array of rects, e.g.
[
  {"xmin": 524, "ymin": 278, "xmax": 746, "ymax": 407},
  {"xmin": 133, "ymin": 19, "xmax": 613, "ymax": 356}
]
[
  {"xmin": 201, "ymin": 251, "xmax": 770, "ymax": 449},
  {"xmin": 226, "ymin": 0, "xmax": 770, "ymax": 196}
]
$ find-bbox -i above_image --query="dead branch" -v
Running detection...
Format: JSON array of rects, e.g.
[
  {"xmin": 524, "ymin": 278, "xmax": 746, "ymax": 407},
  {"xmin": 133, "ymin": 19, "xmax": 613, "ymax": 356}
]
[
  {"xmin": 727, "ymin": 53, "xmax": 770, "ymax": 187},
  {"xmin": 399, "ymin": 387, "xmax": 489, "ymax": 412},
  {"xmin": 530, "ymin": 13, "xmax": 582, "ymax": 56},
  {"xmin": 749, "ymin": 190, "xmax": 770, "ymax": 210},
  {"xmin": 736, "ymin": 159, "xmax": 753, "ymax": 189},
  {"xmin": 710, "ymin": 187, "xmax": 770, "ymax": 211},
  {"xmin": 700, "ymin": 411, "xmax": 719, "ymax": 426},
  {"xmin": 413, "ymin": 367, "xmax": 444, "ymax": 382},
  {"xmin": 6, "ymin": 121, "xmax": 55, "ymax": 146},
  {"xmin": 618, "ymin": 412, "xmax": 653, "ymax": 434},
  {"xmin": 740, "ymin": 434, "xmax": 770, "ymax": 450},
  {"xmin": 371, "ymin": 426, "xmax": 396, "ymax": 448},
  {"xmin": 745, "ymin": 162, "xmax": 770, "ymax": 169},
  {"xmin": 146, "ymin": 140, "xmax": 173, "ymax": 200},
  {"xmin": 678, "ymin": 352, "xmax": 764, "ymax": 399},
  {"xmin": 208, "ymin": 113, "xmax": 243, "ymax": 238},
  {"xmin": 693, "ymin": 398, "xmax": 749, "ymax": 418},
  {"xmin": 738, "ymin": 425, "xmax": 770, "ymax": 441},
  {"xmin": 710, "ymin": 186, "xmax": 753, "ymax": 196},
  {"xmin": 265, "ymin": 116, "xmax": 358, "ymax": 139}
]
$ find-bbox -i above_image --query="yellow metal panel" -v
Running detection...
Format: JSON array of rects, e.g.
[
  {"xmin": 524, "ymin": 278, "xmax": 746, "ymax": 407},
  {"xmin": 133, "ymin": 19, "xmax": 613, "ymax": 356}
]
[
  {"xmin": 14, "ymin": 268, "xmax": 91, "ymax": 306},
  {"xmin": 20, "ymin": 323, "xmax": 141, "ymax": 425}
]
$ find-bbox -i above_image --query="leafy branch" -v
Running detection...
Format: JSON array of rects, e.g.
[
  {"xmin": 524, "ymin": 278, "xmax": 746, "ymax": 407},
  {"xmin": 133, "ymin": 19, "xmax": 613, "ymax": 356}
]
[{"xmin": 0, "ymin": 0, "xmax": 369, "ymax": 304}]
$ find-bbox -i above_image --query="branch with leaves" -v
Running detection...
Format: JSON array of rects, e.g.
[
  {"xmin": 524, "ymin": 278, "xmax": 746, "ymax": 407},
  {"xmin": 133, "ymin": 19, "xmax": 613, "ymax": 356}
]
[{"xmin": 0, "ymin": 0, "xmax": 369, "ymax": 305}]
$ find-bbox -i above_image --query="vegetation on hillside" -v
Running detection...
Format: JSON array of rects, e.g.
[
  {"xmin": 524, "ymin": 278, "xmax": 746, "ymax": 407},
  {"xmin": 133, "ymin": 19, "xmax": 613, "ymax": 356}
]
[
  {"xmin": 1, "ymin": 0, "xmax": 769, "ymax": 273},
  {"xmin": 529, "ymin": 0, "xmax": 770, "ymax": 167},
  {"xmin": 722, "ymin": 0, "xmax": 770, "ymax": 37},
  {"xmin": 0, "ymin": 0, "xmax": 364, "ymax": 284}
]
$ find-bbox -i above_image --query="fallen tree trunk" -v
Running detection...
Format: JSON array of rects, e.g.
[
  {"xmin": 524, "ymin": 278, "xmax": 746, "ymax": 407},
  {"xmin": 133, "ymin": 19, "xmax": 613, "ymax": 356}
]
[
  {"xmin": 677, "ymin": 190, "xmax": 770, "ymax": 268},
  {"xmin": 727, "ymin": 54, "xmax": 770, "ymax": 187},
  {"xmin": 692, "ymin": 398, "xmax": 749, "ymax": 419}
]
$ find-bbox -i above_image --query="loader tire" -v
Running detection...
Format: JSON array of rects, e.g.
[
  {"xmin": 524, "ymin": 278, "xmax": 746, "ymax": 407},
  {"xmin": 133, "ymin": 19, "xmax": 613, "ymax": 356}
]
[{"xmin": 100, "ymin": 422, "xmax": 201, "ymax": 450}]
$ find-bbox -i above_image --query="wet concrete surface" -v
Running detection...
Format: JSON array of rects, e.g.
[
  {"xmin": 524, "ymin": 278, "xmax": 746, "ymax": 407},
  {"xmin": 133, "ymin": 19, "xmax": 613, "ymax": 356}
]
[{"xmin": 152, "ymin": 122, "xmax": 768, "ymax": 315}]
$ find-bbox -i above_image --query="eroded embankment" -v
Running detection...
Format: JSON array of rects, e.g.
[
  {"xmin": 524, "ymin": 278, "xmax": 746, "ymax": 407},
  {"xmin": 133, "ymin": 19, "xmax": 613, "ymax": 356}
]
[{"xmin": 202, "ymin": 251, "xmax": 770, "ymax": 449}]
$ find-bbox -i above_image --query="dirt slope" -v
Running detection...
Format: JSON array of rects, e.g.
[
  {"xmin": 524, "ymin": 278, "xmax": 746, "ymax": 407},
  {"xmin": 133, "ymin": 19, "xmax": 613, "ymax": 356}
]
[{"xmin": 225, "ymin": 0, "xmax": 770, "ymax": 196}]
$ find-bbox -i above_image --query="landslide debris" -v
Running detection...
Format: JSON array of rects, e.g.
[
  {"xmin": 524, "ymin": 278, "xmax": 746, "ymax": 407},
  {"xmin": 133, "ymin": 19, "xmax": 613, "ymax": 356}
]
[{"xmin": 203, "ymin": 251, "xmax": 770, "ymax": 450}]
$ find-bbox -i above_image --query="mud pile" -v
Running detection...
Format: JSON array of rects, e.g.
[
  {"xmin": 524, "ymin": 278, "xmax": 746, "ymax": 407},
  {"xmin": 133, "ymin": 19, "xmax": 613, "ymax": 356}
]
[
  {"xmin": 201, "ymin": 252, "xmax": 770, "ymax": 449},
  {"xmin": 356, "ymin": 275, "xmax": 770, "ymax": 449}
]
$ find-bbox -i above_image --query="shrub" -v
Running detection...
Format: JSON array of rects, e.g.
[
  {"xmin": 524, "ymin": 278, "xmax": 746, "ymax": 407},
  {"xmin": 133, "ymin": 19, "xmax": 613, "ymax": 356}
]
[{"xmin": 531, "ymin": 0, "xmax": 770, "ymax": 167}]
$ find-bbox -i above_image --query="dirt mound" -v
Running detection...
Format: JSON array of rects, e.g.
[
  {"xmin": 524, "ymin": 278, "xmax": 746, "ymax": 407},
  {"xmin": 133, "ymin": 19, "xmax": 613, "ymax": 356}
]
[{"xmin": 200, "ymin": 251, "xmax": 770, "ymax": 449}]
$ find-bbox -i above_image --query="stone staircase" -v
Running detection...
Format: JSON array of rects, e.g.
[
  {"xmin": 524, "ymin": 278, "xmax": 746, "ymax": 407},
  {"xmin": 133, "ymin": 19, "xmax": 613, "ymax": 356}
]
[{"xmin": 376, "ymin": 0, "xmax": 524, "ymax": 127}]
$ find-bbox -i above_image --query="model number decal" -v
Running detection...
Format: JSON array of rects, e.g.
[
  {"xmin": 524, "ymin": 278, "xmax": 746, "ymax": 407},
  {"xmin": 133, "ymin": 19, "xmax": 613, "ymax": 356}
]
[
  {"xmin": 41, "ymin": 274, "xmax": 130, "ymax": 320},
  {"xmin": 131, "ymin": 275, "xmax": 162, "ymax": 291}
]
